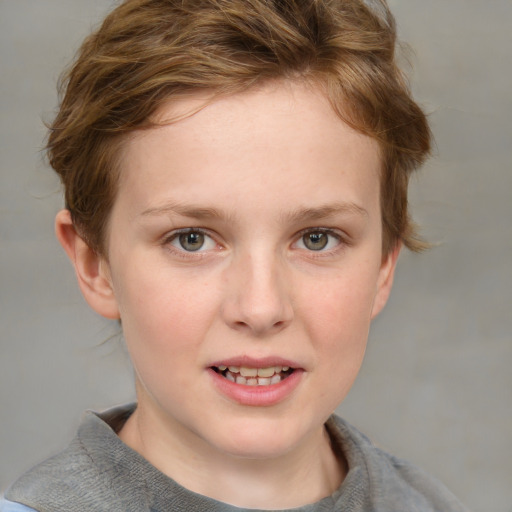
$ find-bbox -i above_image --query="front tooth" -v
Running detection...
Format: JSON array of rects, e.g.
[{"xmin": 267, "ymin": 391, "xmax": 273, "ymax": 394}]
[
  {"xmin": 229, "ymin": 366, "xmax": 240, "ymax": 373},
  {"xmin": 236, "ymin": 375, "xmax": 247, "ymax": 385},
  {"xmin": 257, "ymin": 377, "xmax": 271, "ymax": 386},
  {"xmin": 247, "ymin": 378, "xmax": 258, "ymax": 386},
  {"xmin": 257, "ymin": 367, "xmax": 275, "ymax": 377},
  {"xmin": 240, "ymin": 367, "xmax": 258, "ymax": 377}
]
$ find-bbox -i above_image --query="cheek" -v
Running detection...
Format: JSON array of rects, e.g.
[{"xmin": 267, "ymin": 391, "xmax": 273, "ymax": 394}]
[
  {"xmin": 115, "ymin": 274, "xmax": 221, "ymax": 405},
  {"xmin": 300, "ymin": 270, "xmax": 378, "ymax": 384},
  {"xmin": 112, "ymin": 263, "xmax": 220, "ymax": 362},
  {"xmin": 304, "ymin": 270, "xmax": 378, "ymax": 336}
]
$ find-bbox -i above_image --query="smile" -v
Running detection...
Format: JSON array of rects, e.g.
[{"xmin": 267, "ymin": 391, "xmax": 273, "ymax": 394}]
[{"xmin": 212, "ymin": 365, "xmax": 294, "ymax": 386}]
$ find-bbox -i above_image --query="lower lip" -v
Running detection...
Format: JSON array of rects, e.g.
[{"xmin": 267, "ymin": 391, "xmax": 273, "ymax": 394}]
[{"xmin": 208, "ymin": 368, "xmax": 304, "ymax": 407}]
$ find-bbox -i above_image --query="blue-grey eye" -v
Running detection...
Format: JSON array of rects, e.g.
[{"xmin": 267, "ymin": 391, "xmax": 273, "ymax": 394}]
[
  {"xmin": 168, "ymin": 229, "xmax": 217, "ymax": 252},
  {"xmin": 178, "ymin": 232, "xmax": 205, "ymax": 251},
  {"xmin": 295, "ymin": 230, "xmax": 341, "ymax": 252},
  {"xmin": 302, "ymin": 232, "xmax": 329, "ymax": 251},
  {"xmin": 168, "ymin": 230, "xmax": 217, "ymax": 253}
]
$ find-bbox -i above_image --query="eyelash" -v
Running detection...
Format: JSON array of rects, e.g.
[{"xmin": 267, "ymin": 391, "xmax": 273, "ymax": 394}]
[
  {"xmin": 161, "ymin": 227, "xmax": 348, "ymax": 258},
  {"xmin": 294, "ymin": 228, "xmax": 347, "ymax": 255},
  {"xmin": 162, "ymin": 228, "xmax": 219, "ymax": 258}
]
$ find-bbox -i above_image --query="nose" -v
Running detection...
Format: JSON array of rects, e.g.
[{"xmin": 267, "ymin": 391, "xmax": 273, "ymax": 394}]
[{"xmin": 221, "ymin": 251, "xmax": 294, "ymax": 337}]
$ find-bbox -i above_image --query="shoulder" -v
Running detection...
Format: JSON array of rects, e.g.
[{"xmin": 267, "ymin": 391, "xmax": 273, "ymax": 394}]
[
  {"xmin": 4, "ymin": 405, "xmax": 137, "ymax": 512},
  {"xmin": 328, "ymin": 415, "xmax": 469, "ymax": 512},
  {"xmin": 4, "ymin": 432, "xmax": 107, "ymax": 512},
  {"xmin": 0, "ymin": 499, "xmax": 38, "ymax": 512}
]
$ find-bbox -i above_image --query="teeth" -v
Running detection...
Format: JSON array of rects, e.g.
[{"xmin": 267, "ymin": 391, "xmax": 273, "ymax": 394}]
[
  {"xmin": 240, "ymin": 367, "xmax": 258, "ymax": 377},
  {"xmin": 223, "ymin": 373, "xmax": 284, "ymax": 386},
  {"xmin": 271, "ymin": 374, "xmax": 281, "ymax": 385},
  {"xmin": 257, "ymin": 367, "xmax": 275, "ymax": 377},
  {"xmin": 217, "ymin": 364, "xmax": 293, "ymax": 386}
]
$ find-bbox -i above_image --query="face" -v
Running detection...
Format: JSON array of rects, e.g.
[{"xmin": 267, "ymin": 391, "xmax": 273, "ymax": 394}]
[{"xmin": 90, "ymin": 81, "xmax": 397, "ymax": 462}]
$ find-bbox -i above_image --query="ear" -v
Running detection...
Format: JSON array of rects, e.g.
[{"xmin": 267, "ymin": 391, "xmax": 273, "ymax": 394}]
[
  {"xmin": 371, "ymin": 243, "xmax": 401, "ymax": 319},
  {"xmin": 55, "ymin": 209, "xmax": 120, "ymax": 319}
]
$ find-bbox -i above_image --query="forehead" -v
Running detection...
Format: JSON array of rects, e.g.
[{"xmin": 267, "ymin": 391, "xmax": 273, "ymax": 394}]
[{"xmin": 115, "ymin": 81, "xmax": 382, "ymax": 221}]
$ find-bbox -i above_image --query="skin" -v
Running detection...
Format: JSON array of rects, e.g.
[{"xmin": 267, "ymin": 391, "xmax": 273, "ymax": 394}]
[{"xmin": 56, "ymin": 80, "xmax": 400, "ymax": 509}]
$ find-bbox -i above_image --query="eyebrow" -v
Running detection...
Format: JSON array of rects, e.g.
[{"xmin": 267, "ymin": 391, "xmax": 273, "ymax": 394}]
[
  {"xmin": 140, "ymin": 202, "xmax": 226, "ymax": 220},
  {"xmin": 140, "ymin": 201, "xmax": 368, "ymax": 223},
  {"xmin": 282, "ymin": 203, "xmax": 368, "ymax": 224}
]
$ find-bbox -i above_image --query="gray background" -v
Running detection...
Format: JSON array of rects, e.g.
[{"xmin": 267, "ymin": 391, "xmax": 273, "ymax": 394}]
[{"xmin": 1, "ymin": 1, "xmax": 511, "ymax": 510}]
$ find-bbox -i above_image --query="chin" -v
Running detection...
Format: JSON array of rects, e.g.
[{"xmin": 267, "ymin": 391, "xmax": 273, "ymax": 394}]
[{"xmin": 204, "ymin": 415, "xmax": 316, "ymax": 460}]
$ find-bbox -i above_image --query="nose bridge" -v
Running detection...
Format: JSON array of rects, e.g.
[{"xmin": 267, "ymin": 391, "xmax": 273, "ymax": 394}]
[{"xmin": 223, "ymin": 244, "xmax": 293, "ymax": 335}]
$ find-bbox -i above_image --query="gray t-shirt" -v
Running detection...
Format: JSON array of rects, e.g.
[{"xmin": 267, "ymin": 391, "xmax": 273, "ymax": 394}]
[{"xmin": 5, "ymin": 404, "xmax": 468, "ymax": 512}]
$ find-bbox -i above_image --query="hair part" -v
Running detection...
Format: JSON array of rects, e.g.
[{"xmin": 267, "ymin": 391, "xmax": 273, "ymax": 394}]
[{"xmin": 47, "ymin": 0, "xmax": 431, "ymax": 256}]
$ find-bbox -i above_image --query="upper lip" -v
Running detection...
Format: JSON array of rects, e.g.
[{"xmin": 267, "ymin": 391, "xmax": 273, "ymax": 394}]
[{"xmin": 209, "ymin": 355, "xmax": 302, "ymax": 369}]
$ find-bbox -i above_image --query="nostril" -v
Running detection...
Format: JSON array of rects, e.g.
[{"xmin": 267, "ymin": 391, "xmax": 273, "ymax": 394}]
[
  {"xmin": 230, "ymin": 318, "xmax": 288, "ymax": 335},
  {"xmin": 222, "ymin": 288, "xmax": 294, "ymax": 334}
]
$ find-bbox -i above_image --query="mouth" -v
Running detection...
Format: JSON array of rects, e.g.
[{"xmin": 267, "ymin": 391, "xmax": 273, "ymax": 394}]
[{"xmin": 211, "ymin": 365, "xmax": 295, "ymax": 386}]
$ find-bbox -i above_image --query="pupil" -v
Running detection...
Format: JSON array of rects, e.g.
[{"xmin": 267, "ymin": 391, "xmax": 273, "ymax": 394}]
[
  {"xmin": 179, "ymin": 232, "xmax": 204, "ymax": 251},
  {"xmin": 304, "ymin": 232, "xmax": 328, "ymax": 251}
]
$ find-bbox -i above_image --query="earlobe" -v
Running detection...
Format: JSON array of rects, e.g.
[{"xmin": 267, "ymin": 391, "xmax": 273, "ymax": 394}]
[
  {"xmin": 55, "ymin": 209, "xmax": 120, "ymax": 320},
  {"xmin": 371, "ymin": 243, "xmax": 401, "ymax": 319}
]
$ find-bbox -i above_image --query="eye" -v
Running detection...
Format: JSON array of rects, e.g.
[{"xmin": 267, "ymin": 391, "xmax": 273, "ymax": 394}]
[
  {"xmin": 295, "ymin": 230, "xmax": 341, "ymax": 252},
  {"xmin": 168, "ymin": 229, "xmax": 217, "ymax": 252}
]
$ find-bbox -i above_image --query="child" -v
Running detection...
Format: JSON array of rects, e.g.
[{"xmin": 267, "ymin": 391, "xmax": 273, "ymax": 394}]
[{"xmin": 2, "ymin": 0, "xmax": 468, "ymax": 510}]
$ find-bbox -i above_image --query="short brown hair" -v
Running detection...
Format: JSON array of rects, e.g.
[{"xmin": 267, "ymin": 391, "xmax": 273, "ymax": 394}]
[{"xmin": 48, "ymin": 0, "xmax": 431, "ymax": 255}]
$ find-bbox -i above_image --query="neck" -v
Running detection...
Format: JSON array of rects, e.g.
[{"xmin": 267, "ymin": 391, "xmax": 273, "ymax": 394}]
[{"xmin": 119, "ymin": 400, "xmax": 346, "ymax": 509}]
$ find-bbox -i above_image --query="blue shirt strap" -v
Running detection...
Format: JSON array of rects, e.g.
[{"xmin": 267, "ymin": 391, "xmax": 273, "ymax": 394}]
[{"xmin": 0, "ymin": 499, "xmax": 38, "ymax": 512}]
